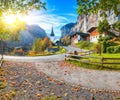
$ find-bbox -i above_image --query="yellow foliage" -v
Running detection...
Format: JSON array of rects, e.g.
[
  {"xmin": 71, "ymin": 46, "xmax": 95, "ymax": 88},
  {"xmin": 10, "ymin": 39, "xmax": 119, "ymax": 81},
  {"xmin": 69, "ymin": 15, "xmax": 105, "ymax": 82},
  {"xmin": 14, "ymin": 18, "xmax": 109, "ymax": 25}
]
[{"xmin": 28, "ymin": 51, "xmax": 36, "ymax": 56}]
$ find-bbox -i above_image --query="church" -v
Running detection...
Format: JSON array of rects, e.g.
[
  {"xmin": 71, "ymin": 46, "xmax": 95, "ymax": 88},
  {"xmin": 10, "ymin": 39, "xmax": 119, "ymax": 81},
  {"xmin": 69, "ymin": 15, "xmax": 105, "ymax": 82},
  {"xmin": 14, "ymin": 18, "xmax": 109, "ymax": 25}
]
[{"xmin": 50, "ymin": 26, "xmax": 55, "ymax": 42}]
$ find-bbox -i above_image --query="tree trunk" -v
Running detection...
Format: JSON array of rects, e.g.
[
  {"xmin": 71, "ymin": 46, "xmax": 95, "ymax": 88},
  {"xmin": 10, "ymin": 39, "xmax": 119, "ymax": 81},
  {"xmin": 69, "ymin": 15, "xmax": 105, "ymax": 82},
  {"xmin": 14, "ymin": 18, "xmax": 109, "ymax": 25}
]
[{"xmin": 0, "ymin": 39, "xmax": 4, "ymax": 67}]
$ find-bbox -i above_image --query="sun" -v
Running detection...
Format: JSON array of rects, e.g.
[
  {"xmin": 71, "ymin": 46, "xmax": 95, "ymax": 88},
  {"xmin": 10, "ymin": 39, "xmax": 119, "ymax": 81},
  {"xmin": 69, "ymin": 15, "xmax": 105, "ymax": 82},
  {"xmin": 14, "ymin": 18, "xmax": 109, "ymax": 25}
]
[
  {"xmin": 4, "ymin": 14, "xmax": 16, "ymax": 24},
  {"xmin": 3, "ymin": 13, "xmax": 29, "ymax": 25}
]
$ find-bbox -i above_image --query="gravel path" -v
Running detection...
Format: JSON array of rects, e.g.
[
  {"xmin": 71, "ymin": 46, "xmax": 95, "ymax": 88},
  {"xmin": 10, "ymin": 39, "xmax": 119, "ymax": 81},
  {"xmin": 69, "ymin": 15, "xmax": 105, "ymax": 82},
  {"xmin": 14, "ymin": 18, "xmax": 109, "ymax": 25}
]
[
  {"xmin": 0, "ymin": 61, "xmax": 116, "ymax": 100},
  {"xmin": 36, "ymin": 61, "xmax": 120, "ymax": 91},
  {"xmin": 64, "ymin": 45, "xmax": 89, "ymax": 53}
]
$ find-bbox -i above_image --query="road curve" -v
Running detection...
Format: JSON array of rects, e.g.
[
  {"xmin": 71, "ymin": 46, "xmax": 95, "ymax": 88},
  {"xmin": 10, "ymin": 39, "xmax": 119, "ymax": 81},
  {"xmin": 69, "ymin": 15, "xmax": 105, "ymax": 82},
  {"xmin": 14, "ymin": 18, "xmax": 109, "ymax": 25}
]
[
  {"xmin": 2, "ymin": 46, "xmax": 85, "ymax": 62},
  {"xmin": 3, "ymin": 54, "xmax": 65, "ymax": 62}
]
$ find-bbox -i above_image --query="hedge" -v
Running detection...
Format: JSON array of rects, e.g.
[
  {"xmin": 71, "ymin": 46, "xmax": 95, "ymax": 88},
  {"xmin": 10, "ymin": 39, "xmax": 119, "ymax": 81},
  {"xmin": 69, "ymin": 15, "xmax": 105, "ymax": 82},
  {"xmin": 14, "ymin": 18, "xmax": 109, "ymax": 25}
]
[{"xmin": 107, "ymin": 45, "xmax": 120, "ymax": 53}]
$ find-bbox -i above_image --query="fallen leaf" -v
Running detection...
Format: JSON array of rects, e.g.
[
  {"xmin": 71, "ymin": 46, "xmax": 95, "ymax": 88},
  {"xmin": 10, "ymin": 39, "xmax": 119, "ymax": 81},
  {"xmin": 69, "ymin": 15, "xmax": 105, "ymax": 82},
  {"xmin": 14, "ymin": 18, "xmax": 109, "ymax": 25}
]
[{"xmin": 64, "ymin": 93, "xmax": 68, "ymax": 97}]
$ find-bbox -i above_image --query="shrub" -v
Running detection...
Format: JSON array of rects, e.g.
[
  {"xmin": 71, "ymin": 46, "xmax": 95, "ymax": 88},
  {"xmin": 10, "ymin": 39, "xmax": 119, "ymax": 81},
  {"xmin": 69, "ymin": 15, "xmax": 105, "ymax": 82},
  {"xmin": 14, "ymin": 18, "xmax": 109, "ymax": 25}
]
[
  {"xmin": 28, "ymin": 51, "xmax": 36, "ymax": 56},
  {"xmin": 107, "ymin": 45, "xmax": 120, "ymax": 53},
  {"xmin": 102, "ymin": 41, "xmax": 108, "ymax": 53},
  {"xmin": 114, "ymin": 45, "xmax": 120, "ymax": 53},
  {"xmin": 61, "ymin": 48, "xmax": 66, "ymax": 53},
  {"xmin": 76, "ymin": 41, "xmax": 95, "ymax": 50},
  {"xmin": 107, "ymin": 46, "xmax": 114, "ymax": 53}
]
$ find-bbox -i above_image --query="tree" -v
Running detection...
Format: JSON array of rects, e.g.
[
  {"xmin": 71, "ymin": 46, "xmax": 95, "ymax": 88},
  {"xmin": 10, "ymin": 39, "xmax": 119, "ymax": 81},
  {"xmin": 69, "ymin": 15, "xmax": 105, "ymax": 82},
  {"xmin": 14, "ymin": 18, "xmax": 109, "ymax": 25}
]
[
  {"xmin": 0, "ymin": 0, "xmax": 46, "ymax": 15},
  {"xmin": 32, "ymin": 37, "xmax": 51, "ymax": 53},
  {"xmin": 0, "ymin": 0, "xmax": 46, "ymax": 66},
  {"xmin": 98, "ymin": 19, "xmax": 110, "ymax": 35},
  {"xmin": 113, "ymin": 21, "xmax": 120, "ymax": 31},
  {"xmin": 48, "ymin": 40, "xmax": 53, "ymax": 48},
  {"xmin": 77, "ymin": 0, "xmax": 120, "ymax": 16},
  {"xmin": 0, "ymin": 0, "xmax": 46, "ymax": 39},
  {"xmin": 32, "ymin": 38, "xmax": 43, "ymax": 53},
  {"xmin": 42, "ymin": 37, "xmax": 49, "ymax": 51}
]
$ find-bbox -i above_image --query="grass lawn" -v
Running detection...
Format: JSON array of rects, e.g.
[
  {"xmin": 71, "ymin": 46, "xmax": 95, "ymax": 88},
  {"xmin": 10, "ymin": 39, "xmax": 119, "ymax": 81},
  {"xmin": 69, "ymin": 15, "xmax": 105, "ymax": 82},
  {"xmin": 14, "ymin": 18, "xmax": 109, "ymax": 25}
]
[
  {"xmin": 91, "ymin": 53, "xmax": 120, "ymax": 58},
  {"xmin": 28, "ymin": 46, "xmax": 66, "ymax": 56},
  {"xmin": 67, "ymin": 53, "xmax": 120, "ymax": 71}
]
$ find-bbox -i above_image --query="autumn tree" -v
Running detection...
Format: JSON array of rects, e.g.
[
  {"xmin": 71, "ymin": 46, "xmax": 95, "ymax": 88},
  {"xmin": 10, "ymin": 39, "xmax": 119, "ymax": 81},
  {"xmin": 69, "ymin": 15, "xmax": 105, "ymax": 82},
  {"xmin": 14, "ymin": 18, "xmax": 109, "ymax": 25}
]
[
  {"xmin": 0, "ymin": 0, "xmax": 46, "ymax": 62},
  {"xmin": 0, "ymin": 0, "xmax": 46, "ymax": 38},
  {"xmin": 42, "ymin": 37, "xmax": 49, "ymax": 51},
  {"xmin": 32, "ymin": 38, "xmax": 43, "ymax": 53},
  {"xmin": 32, "ymin": 37, "xmax": 51, "ymax": 53},
  {"xmin": 48, "ymin": 40, "xmax": 53, "ymax": 48}
]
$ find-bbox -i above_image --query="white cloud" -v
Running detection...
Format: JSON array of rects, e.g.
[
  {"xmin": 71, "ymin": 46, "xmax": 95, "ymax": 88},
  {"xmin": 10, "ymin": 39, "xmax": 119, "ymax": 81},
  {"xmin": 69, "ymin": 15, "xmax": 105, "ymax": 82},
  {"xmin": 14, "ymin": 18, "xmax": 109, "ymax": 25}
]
[
  {"xmin": 24, "ymin": 11, "xmax": 70, "ymax": 37},
  {"xmin": 64, "ymin": 13, "xmax": 78, "ymax": 17}
]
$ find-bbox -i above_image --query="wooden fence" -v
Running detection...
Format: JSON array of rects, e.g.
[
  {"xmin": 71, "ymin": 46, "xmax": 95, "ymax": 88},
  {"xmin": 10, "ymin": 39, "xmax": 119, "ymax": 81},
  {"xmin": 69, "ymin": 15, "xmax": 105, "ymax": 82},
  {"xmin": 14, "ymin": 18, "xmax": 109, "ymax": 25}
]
[{"xmin": 65, "ymin": 54, "xmax": 120, "ymax": 67}]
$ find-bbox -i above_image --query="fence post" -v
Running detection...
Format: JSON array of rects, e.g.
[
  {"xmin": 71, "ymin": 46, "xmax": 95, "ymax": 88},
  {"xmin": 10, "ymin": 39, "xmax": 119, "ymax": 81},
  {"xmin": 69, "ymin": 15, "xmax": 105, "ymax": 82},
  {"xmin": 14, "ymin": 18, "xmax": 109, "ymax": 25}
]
[
  {"xmin": 65, "ymin": 53, "xmax": 66, "ymax": 61},
  {"xmin": 101, "ymin": 57, "xmax": 104, "ymax": 67}
]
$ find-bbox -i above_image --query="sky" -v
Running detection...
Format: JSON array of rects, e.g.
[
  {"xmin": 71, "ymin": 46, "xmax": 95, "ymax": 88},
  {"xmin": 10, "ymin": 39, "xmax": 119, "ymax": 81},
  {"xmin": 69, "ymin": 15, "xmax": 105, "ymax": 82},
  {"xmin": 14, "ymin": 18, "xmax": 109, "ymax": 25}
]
[{"xmin": 25, "ymin": 0, "xmax": 78, "ymax": 38}]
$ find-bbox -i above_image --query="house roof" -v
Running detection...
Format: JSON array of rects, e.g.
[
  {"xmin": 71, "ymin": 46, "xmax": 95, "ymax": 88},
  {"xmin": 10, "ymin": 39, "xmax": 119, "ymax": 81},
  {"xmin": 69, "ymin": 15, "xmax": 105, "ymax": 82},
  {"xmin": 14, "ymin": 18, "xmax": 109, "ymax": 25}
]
[
  {"xmin": 87, "ymin": 27, "xmax": 97, "ymax": 33},
  {"xmin": 90, "ymin": 29, "xmax": 99, "ymax": 37},
  {"xmin": 69, "ymin": 31, "xmax": 90, "ymax": 37}
]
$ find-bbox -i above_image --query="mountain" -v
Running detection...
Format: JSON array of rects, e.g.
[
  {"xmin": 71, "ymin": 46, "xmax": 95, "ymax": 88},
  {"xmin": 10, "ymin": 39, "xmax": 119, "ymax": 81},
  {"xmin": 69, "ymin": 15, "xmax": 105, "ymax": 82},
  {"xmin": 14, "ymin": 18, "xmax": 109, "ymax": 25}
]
[
  {"xmin": 60, "ymin": 23, "xmax": 75, "ymax": 38},
  {"xmin": 7, "ymin": 24, "xmax": 47, "ymax": 47},
  {"xmin": 70, "ymin": 15, "xmax": 85, "ymax": 33},
  {"xmin": 27, "ymin": 25, "xmax": 47, "ymax": 38}
]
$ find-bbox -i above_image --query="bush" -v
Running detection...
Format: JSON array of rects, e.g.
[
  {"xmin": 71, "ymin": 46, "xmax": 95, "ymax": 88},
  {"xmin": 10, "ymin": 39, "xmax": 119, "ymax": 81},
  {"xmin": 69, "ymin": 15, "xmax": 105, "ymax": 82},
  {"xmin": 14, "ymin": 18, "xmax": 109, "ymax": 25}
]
[
  {"xmin": 107, "ymin": 45, "xmax": 120, "ymax": 53},
  {"xmin": 114, "ymin": 45, "xmax": 120, "ymax": 53},
  {"xmin": 28, "ymin": 51, "xmax": 36, "ymax": 56},
  {"xmin": 107, "ymin": 46, "xmax": 114, "ymax": 53},
  {"xmin": 76, "ymin": 41, "xmax": 95, "ymax": 50},
  {"xmin": 102, "ymin": 41, "xmax": 108, "ymax": 53}
]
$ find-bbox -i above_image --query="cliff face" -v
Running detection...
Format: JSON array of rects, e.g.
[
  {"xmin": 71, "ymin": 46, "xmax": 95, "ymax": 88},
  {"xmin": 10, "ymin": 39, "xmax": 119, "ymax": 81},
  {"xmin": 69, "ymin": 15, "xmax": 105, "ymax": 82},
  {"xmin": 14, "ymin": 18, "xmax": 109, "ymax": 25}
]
[
  {"xmin": 60, "ymin": 23, "xmax": 75, "ymax": 38},
  {"xmin": 7, "ymin": 24, "xmax": 47, "ymax": 47},
  {"xmin": 60, "ymin": 15, "xmax": 86, "ymax": 38},
  {"xmin": 70, "ymin": 14, "xmax": 99, "ymax": 35},
  {"xmin": 71, "ymin": 15, "xmax": 85, "ymax": 33}
]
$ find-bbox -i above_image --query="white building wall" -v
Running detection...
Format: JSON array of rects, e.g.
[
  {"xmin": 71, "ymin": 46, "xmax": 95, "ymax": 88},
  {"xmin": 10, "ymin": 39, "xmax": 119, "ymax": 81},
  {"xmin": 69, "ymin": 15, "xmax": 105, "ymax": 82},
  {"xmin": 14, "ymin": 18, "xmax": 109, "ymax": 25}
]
[
  {"xmin": 90, "ymin": 35, "xmax": 99, "ymax": 43},
  {"xmin": 50, "ymin": 36, "xmax": 54, "ymax": 42}
]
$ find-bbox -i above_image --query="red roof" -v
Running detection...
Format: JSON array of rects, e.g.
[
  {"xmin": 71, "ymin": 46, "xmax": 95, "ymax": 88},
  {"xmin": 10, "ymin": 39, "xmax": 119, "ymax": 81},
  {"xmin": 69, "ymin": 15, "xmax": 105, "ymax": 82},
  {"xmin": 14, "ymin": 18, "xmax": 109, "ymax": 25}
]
[{"xmin": 90, "ymin": 29, "xmax": 99, "ymax": 36}]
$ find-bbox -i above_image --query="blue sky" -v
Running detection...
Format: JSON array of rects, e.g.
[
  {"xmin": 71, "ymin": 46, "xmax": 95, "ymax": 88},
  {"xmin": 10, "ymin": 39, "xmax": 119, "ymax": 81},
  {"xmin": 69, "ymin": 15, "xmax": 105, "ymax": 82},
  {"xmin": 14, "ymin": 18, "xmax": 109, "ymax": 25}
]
[{"xmin": 25, "ymin": 0, "xmax": 78, "ymax": 38}]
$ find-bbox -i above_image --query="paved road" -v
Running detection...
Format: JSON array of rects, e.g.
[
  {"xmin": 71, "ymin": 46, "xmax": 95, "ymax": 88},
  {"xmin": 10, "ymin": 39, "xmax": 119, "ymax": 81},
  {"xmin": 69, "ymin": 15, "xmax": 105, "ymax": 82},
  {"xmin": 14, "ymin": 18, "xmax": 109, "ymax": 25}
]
[
  {"xmin": 36, "ymin": 61, "xmax": 120, "ymax": 91},
  {"xmin": 2, "ymin": 46, "xmax": 87, "ymax": 62},
  {"xmin": 1, "ymin": 46, "xmax": 120, "ymax": 92},
  {"xmin": 3, "ymin": 54, "xmax": 65, "ymax": 62},
  {"xmin": 64, "ymin": 45, "xmax": 89, "ymax": 53}
]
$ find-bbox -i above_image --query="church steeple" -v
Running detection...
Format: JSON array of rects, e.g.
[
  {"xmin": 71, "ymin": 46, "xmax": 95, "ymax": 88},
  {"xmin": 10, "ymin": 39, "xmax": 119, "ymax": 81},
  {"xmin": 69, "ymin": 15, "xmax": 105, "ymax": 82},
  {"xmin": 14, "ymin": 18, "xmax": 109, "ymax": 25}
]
[
  {"xmin": 50, "ymin": 26, "xmax": 55, "ymax": 42},
  {"xmin": 50, "ymin": 26, "xmax": 55, "ymax": 37}
]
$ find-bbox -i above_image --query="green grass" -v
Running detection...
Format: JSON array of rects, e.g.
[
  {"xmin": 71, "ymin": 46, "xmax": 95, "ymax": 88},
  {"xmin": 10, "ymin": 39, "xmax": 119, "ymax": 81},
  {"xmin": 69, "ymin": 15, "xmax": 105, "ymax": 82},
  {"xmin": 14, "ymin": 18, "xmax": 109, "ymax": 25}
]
[
  {"xmin": 75, "ymin": 41, "xmax": 95, "ymax": 50},
  {"xmin": 68, "ymin": 59, "xmax": 120, "ymax": 71},
  {"xmin": 28, "ymin": 46, "xmax": 66, "ymax": 56},
  {"xmin": 67, "ymin": 60, "xmax": 103, "ymax": 70},
  {"xmin": 67, "ymin": 53, "xmax": 120, "ymax": 71},
  {"xmin": 91, "ymin": 53, "xmax": 120, "ymax": 58},
  {"xmin": 55, "ymin": 47, "xmax": 66, "ymax": 54}
]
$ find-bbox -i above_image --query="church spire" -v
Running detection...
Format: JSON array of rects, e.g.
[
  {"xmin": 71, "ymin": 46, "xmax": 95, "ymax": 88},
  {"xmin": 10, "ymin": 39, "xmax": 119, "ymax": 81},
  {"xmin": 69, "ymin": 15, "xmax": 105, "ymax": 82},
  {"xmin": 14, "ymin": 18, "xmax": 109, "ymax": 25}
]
[
  {"xmin": 50, "ymin": 26, "xmax": 55, "ymax": 36},
  {"xmin": 50, "ymin": 26, "xmax": 55, "ymax": 42}
]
